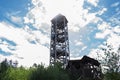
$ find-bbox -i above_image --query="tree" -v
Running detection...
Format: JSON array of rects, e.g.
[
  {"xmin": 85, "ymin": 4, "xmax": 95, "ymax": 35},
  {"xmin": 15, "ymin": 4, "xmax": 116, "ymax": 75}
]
[
  {"xmin": 97, "ymin": 43, "xmax": 120, "ymax": 80},
  {"xmin": 29, "ymin": 63, "xmax": 70, "ymax": 80},
  {"xmin": 0, "ymin": 59, "xmax": 9, "ymax": 80},
  {"xmin": 0, "ymin": 60, "xmax": 71, "ymax": 80}
]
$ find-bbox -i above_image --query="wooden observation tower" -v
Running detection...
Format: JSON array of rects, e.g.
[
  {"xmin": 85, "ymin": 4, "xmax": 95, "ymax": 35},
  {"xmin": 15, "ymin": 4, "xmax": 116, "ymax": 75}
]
[{"xmin": 50, "ymin": 14, "xmax": 70, "ymax": 68}]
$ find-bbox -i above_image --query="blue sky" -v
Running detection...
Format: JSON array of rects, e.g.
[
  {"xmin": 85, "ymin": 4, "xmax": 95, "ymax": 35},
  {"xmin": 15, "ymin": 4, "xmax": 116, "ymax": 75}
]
[
  {"xmin": 0, "ymin": 0, "xmax": 120, "ymax": 67},
  {"xmin": 0, "ymin": 0, "xmax": 30, "ymax": 16}
]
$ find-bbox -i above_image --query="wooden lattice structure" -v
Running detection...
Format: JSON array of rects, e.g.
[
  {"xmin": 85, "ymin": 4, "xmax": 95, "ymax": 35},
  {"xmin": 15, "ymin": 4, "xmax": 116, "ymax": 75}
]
[
  {"xmin": 50, "ymin": 14, "xmax": 70, "ymax": 68},
  {"xmin": 66, "ymin": 56, "xmax": 103, "ymax": 80}
]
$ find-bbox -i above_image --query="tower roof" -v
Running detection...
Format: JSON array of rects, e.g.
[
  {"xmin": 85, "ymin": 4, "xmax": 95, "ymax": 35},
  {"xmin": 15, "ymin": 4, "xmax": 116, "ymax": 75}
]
[{"xmin": 51, "ymin": 14, "xmax": 68, "ymax": 24}]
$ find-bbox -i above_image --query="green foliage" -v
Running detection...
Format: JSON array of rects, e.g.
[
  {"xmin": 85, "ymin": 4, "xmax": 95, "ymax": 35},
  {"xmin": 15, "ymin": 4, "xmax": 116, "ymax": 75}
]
[
  {"xmin": 0, "ymin": 61, "xmax": 70, "ymax": 80},
  {"xmin": 97, "ymin": 43, "xmax": 120, "ymax": 80},
  {"xmin": 101, "ymin": 44, "xmax": 120, "ymax": 73},
  {"xmin": 0, "ymin": 59, "xmax": 9, "ymax": 80},
  {"xmin": 0, "ymin": 59, "xmax": 30, "ymax": 80},
  {"xmin": 29, "ymin": 64, "xmax": 46, "ymax": 80},
  {"xmin": 29, "ymin": 63, "xmax": 70, "ymax": 80},
  {"xmin": 104, "ymin": 72, "xmax": 120, "ymax": 80},
  {"xmin": 3, "ymin": 67, "xmax": 30, "ymax": 80}
]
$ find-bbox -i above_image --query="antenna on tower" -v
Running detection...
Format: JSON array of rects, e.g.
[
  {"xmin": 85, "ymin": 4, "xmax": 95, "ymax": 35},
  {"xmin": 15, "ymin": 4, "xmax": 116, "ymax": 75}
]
[{"xmin": 50, "ymin": 14, "xmax": 70, "ymax": 68}]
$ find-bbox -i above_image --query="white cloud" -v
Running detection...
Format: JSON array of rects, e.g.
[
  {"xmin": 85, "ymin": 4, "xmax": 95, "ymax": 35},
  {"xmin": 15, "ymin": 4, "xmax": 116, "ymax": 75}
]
[
  {"xmin": 109, "ymin": 11, "xmax": 120, "ymax": 26},
  {"xmin": 113, "ymin": 26, "xmax": 120, "ymax": 33},
  {"xmin": 87, "ymin": 0, "xmax": 99, "ymax": 7},
  {"xmin": 24, "ymin": 17, "xmax": 34, "ymax": 24},
  {"xmin": 74, "ymin": 40, "xmax": 83, "ymax": 46},
  {"xmin": 97, "ymin": 22, "xmax": 110, "ymax": 30},
  {"xmin": 27, "ymin": 0, "xmax": 104, "ymax": 41},
  {"xmin": 95, "ymin": 29, "xmax": 111, "ymax": 39},
  {"xmin": 81, "ymin": 46, "xmax": 87, "ymax": 51},
  {"xmin": 98, "ymin": 8, "xmax": 107, "ymax": 15},
  {"xmin": 69, "ymin": 26, "xmax": 80, "ymax": 32},
  {"xmin": 0, "ymin": 44, "xmax": 12, "ymax": 54},
  {"xmin": 32, "ymin": 0, "xmax": 43, "ymax": 6},
  {"xmin": 95, "ymin": 22, "xmax": 112, "ymax": 39},
  {"xmin": 91, "ymin": 17, "xmax": 102, "ymax": 24},
  {"xmin": 0, "ymin": 22, "xmax": 29, "ymax": 45},
  {"xmin": 95, "ymin": 10, "xmax": 120, "ymax": 40},
  {"xmin": 11, "ymin": 16, "xmax": 22, "ymax": 23},
  {"xmin": 88, "ymin": 48, "xmax": 105, "ymax": 61},
  {"xmin": 0, "ymin": 22, "xmax": 49, "ymax": 67},
  {"xmin": 89, "ymin": 32, "xmax": 120, "ymax": 59},
  {"xmin": 91, "ymin": 20, "xmax": 120, "ymax": 61},
  {"xmin": 111, "ymin": 2, "xmax": 120, "ymax": 7},
  {"xmin": 15, "ymin": 43, "xmax": 49, "ymax": 67},
  {"xmin": 107, "ymin": 33, "xmax": 120, "ymax": 49},
  {"xmin": 88, "ymin": 49, "xmax": 99, "ymax": 59},
  {"xmin": 32, "ymin": 30, "xmax": 50, "ymax": 45},
  {"xmin": 29, "ymin": 0, "xmax": 99, "ymax": 33},
  {"xmin": 0, "ymin": 55, "xmax": 5, "ymax": 62},
  {"xmin": 70, "ymin": 56, "xmax": 82, "ymax": 60}
]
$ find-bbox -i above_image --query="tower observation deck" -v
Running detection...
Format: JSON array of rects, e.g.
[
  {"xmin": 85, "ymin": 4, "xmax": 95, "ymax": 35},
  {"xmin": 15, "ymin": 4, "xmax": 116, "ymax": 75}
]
[{"xmin": 50, "ymin": 14, "xmax": 70, "ymax": 67}]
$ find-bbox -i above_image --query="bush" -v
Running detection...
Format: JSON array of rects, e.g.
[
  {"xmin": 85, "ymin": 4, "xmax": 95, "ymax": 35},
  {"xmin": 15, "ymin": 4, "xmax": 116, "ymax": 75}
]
[{"xmin": 29, "ymin": 63, "xmax": 70, "ymax": 80}]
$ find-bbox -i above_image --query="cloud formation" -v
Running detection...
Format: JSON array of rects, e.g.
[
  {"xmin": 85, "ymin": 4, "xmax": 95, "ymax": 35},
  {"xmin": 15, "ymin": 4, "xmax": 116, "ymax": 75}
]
[
  {"xmin": 0, "ymin": 0, "xmax": 120, "ymax": 67},
  {"xmin": 0, "ymin": 22, "xmax": 49, "ymax": 67}
]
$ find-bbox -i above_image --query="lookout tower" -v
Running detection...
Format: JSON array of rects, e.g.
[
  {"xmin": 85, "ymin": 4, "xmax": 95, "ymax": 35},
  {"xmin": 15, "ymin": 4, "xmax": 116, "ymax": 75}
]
[{"xmin": 50, "ymin": 14, "xmax": 70, "ymax": 67}]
